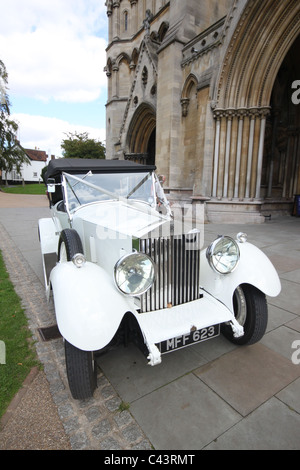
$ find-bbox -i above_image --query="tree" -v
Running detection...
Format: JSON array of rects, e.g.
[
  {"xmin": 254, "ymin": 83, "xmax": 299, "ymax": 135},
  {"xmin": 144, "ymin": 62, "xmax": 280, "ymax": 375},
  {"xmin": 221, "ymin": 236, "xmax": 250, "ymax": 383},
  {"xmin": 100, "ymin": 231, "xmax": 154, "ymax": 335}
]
[
  {"xmin": 0, "ymin": 60, "xmax": 28, "ymax": 175},
  {"xmin": 41, "ymin": 164, "xmax": 48, "ymax": 184},
  {"xmin": 61, "ymin": 132, "xmax": 106, "ymax": 159}
]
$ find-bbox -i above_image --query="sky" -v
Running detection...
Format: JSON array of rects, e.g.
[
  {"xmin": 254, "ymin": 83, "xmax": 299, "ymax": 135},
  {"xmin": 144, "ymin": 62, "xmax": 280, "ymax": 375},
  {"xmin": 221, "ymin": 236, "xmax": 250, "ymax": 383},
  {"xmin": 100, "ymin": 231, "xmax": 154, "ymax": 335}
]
[{"xmin": 0, "ymin": 0, "xmax": 108, "ymax": 159}]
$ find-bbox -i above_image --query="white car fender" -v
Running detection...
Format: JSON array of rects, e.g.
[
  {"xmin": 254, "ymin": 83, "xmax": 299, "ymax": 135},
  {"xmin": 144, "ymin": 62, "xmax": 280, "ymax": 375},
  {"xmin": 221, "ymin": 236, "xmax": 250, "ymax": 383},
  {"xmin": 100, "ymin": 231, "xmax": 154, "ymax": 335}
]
[
  {"xmin": 50, "ymin": 261, "xmax": 136, "ymax": 351},
  {"xmin": 38, "ymin": 218, "xmax": 58, "ymax": 255},
  {"xmin": 200, "ymin": 241, "xmax": 281, "ymax": 312}
]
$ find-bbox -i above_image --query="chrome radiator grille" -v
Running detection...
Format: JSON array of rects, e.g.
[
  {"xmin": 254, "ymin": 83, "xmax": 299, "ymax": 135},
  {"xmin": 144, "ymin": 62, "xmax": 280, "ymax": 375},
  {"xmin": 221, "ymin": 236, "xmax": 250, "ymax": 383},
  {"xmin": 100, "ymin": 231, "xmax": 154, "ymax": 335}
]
[{"xmin": 139, "ymin": 233, "xmax": 201, "ymax": 313}]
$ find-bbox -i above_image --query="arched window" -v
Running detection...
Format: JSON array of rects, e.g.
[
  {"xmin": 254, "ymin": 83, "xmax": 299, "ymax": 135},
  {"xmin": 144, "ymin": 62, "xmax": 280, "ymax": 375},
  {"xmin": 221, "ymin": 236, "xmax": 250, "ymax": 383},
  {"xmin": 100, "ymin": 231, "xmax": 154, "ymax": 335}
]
[
  {"xmin": 158, "ymin": 21, "xmax": 169, "ymax": 43},
  {"xmin": 124, "ymin": 11, "xmax": 128, "ymax": 32},
  {"xmin": 142, "ymin": 66, "xmax": 148, "ymax": 87},
  {"xmin": 117, "ymin": 55, "xmax": 131, "ymax": 97}
]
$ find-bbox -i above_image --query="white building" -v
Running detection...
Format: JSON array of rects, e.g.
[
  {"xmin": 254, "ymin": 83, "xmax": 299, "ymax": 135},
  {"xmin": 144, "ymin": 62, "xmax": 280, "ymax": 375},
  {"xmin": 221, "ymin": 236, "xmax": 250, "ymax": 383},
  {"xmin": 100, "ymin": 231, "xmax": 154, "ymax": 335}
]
[{"xmin": 2, "ymin": 148, "xmax": 49, "ymax": 183}]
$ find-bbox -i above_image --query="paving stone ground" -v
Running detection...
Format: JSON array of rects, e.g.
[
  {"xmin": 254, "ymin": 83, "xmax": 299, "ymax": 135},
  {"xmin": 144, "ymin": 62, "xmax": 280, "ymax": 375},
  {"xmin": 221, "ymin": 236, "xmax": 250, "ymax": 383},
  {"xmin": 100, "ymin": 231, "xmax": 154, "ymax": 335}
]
[
  {"xmin": 0, "ymin": 193, "xmax": 151, "ymax": 450},
  {"xmin": 0, "ymin": 192, "xmax": 299, "ymax": 451}
]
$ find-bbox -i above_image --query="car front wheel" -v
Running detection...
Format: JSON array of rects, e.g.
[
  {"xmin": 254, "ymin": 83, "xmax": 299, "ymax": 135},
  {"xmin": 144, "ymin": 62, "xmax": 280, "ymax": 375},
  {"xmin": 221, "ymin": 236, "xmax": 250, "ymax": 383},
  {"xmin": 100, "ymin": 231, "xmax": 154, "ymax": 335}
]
[
  {"xmin": 64, "ymin": 340, "xmax": 97, "ymax": 399},
  {"xmin": 221, "ymin": 284, "xmax": 268, "ymax": 345},
  {"xmin": 57, "ymin": 229, "xmax": 96, "ymax": 398}
]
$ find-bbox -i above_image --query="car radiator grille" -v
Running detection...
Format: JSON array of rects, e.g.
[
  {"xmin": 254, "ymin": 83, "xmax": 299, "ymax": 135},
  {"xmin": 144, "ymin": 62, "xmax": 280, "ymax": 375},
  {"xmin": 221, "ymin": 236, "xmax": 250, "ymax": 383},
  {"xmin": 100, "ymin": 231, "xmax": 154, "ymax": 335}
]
[{"xmin": 139, "ymin": 233, "xmax": 201, "ymax": 313}]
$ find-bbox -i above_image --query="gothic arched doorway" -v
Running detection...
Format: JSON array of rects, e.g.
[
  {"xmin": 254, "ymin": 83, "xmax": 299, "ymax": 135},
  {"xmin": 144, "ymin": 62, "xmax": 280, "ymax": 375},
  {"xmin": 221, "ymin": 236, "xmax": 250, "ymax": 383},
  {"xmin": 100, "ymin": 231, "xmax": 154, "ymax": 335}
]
[
  {"xmin": 210, "ymin": 0, "xmax": 300, "ymax": 219},
  {"xmin": 125, "ymin": 103, "xmax": 156, "ymax": 165},
  {"xmin": 261, "ymin": 34, "xmax": 300, "ymax": 202},
  {"xmin": 146, "ymin": 128, "xmax": 156, "ymax": 166}
]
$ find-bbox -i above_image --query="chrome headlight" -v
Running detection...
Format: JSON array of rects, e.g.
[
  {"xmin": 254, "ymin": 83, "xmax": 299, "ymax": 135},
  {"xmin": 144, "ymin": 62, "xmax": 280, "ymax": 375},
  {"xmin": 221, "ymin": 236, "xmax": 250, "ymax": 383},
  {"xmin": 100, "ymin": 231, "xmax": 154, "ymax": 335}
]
[
  {"xmin": 114, "ymin": 252, "xmax": 156, "ymax": 296},
  {"xmin": 206, "ymin": 236, "xmax": 240, "ymax": 274}
]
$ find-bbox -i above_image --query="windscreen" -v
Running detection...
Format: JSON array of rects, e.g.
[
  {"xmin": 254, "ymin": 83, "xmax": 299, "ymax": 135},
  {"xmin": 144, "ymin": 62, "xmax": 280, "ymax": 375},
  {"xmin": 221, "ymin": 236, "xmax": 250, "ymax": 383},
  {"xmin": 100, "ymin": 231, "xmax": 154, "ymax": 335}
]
[{"xmin": 63, "ymin": 171, "xmax": 155, "ymax": 211}]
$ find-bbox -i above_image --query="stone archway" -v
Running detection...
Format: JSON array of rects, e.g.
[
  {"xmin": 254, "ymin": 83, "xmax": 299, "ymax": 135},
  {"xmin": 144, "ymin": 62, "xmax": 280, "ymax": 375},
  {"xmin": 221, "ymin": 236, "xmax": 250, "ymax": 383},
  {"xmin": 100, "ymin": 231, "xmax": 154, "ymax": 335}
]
[
  {"xmin": 125, "ymin": 103, "xmax": 156, "ymax": 165},
  {"xmin": 208, "ymin": 0, "xmax": 300, "ymax": 221},
  {"xmin": 261, "ymin": 34, "xmax": 300, "ymax": 206},
  {"xmin": 216, "ymin": 0, "xmax": 300, "ymax": 109}
]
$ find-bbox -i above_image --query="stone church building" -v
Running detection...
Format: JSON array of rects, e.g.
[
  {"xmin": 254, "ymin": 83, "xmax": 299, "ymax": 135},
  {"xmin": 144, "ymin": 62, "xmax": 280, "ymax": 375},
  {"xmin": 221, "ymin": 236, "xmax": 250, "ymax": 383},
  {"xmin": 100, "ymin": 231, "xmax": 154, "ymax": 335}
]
[{"xmin": 104, "ymin": 0, "xmax": 300, "ymax": 223}]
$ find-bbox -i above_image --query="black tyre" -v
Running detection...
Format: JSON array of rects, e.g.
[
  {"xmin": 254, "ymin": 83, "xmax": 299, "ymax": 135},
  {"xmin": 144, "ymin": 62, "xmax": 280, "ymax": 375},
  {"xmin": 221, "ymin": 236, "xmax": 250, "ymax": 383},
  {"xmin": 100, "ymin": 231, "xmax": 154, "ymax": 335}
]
[
  {"xmin": 57, "ymin": 230, "xmax": 96, "ymax": 399},
  {"xmin": 58, "ymin": 228, "xmax": 83, "ymax": 262},
  {"xmin": 221, "ymin": 284, "xmax": 268, "ymax": 345},
  {"xmin": 65, "ymin": 340, "xmax": 97, "ymax": 399}
]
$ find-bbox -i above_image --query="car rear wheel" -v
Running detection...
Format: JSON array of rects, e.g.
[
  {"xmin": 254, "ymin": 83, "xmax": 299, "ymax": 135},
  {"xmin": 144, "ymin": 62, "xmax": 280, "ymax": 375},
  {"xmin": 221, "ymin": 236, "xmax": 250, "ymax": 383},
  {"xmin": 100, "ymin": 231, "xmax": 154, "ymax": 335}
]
[
  {"xmin": 221, "ymin": 284, "xmax": 268, "ymax": 345},
  {"xmin": 65, "ymin": 340, "xmax": 97, "ymax": 399}
]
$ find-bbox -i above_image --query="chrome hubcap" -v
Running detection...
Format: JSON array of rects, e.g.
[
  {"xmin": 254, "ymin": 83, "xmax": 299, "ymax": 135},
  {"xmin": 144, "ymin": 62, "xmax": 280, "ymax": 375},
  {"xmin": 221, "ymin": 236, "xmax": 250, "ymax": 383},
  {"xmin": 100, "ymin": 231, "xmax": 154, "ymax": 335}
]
[{"xmin": 233, "ymin": 286, "xmax": 247, "ymax": 326}]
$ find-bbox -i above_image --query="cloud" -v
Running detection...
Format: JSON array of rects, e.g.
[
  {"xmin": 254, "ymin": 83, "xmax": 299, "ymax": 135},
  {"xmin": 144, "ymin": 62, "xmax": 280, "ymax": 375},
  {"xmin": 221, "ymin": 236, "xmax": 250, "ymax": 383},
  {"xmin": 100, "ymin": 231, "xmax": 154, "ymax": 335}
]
[
  {"xmin": 0, "ymin": 1, "xmax": 108, "ymax": 159},
  {"xmin": 12, "ymin": 113, "xmax": 106, "ymax": 158},
  {"xmin": 0, "ymin": 0, "xmax": 108, "ymax": 103}
]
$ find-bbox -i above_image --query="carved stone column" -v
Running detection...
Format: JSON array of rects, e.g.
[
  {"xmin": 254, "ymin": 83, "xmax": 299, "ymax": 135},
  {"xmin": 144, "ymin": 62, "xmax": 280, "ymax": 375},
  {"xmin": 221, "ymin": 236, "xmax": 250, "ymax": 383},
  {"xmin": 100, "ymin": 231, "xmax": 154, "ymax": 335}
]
[
  {"xmin": 212, "ymin": 106, "xmax": 270, "ymax": 201},
  {"xmin": 245, "ymin": 108, "xmax": 258, "ymax": 199},
  {"xmin": 130, "ymin": 0, "xmax": 138, "ymax": 34},
  {"xmin": 255, "ymin": 108, "xmax": 270, "ymax": 199},
  {"xmin": 234, "ymin": 108, "xmax": 247, "ymax": 198},
  {"xmin": 112, "ymin": 62, "xmax": 119, "ymax": 98},
  {"xmin": 106, "ymin": 0, "xmax": 113, "ymax": 43},
  {"xmin": 223, "ymin": 108, "xmax": 235, "ymax": 198},
  {"xmin": 212, "ymin": 109, "xmax": 223, "ymax": 197},
  {"xmin": 113, "ymin": 1, "xmax": 120, "ymax": 40}
]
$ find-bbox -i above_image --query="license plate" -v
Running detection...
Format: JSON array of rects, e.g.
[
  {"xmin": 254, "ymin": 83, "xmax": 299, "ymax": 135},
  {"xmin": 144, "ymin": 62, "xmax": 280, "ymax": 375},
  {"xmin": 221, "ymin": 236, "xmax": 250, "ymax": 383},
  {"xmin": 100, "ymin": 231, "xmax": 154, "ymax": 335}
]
[{"xmin": 157, "ymin": 324, "xmax": 220, "ymax": 354}]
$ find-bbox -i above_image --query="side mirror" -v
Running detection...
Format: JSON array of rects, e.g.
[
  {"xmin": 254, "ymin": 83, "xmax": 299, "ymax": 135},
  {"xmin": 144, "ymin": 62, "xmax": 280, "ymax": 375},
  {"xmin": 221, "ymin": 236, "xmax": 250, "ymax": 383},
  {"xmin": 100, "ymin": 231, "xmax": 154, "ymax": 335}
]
[{"xmin": 47, "ymin": 178, "xmax": 56, "ymax": 193}]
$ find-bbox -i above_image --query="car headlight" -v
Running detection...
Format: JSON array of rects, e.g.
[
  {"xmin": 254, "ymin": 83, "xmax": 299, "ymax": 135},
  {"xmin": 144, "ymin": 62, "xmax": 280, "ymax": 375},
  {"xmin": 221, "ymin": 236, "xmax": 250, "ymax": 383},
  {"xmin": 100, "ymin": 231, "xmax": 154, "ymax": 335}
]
[
  {"xmin": 206, "ymin": 236, "xmax": 240, "ymax": 274},
  {"xmin": 114, "ymin": 252, "xmax": 156, "ymax": 296}
]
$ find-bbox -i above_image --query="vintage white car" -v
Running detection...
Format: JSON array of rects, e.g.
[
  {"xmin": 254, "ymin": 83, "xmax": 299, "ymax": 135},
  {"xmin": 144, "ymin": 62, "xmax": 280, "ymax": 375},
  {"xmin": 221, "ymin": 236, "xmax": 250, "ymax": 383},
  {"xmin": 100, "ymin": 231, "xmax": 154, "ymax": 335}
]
[{"xmin": 38, "ymin": 159, "xmax": 281, "ymax": 399}]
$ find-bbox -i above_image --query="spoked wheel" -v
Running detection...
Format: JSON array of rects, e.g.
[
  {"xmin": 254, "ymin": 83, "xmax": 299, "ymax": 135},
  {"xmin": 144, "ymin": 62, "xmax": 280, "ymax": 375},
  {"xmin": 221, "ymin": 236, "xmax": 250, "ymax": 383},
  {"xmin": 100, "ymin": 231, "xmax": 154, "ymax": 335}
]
[
  {"xmin": 64, "ymin": 340, "xmax": 97, "ymax": 399},
  {"xmin": 57, "ymin": 229, "xmax": 96, "ymax": 399},
  {"xmin": 221, "ymin": 284, "xmax": 268, "ymax": 345}
]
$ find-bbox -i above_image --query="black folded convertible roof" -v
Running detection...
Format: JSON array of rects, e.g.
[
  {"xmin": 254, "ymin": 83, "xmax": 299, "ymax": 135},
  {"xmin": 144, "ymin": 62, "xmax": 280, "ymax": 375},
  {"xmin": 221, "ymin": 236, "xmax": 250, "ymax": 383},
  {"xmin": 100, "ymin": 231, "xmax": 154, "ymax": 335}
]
[{"xmin": 45, "ymin": 158, "xmax": 156, "ymax": 180}]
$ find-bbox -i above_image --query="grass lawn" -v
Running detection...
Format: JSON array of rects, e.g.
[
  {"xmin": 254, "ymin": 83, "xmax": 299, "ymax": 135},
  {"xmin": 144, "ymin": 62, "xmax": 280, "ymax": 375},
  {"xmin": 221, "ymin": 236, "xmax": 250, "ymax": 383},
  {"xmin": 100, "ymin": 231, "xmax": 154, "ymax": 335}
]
[
  {"xmin": 1, "ymin": 183, "xmax": 47, "ymax": 195},
  {"xmin": 0, "ymin": 250, "xmax": 39, "ymax": 419}
]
